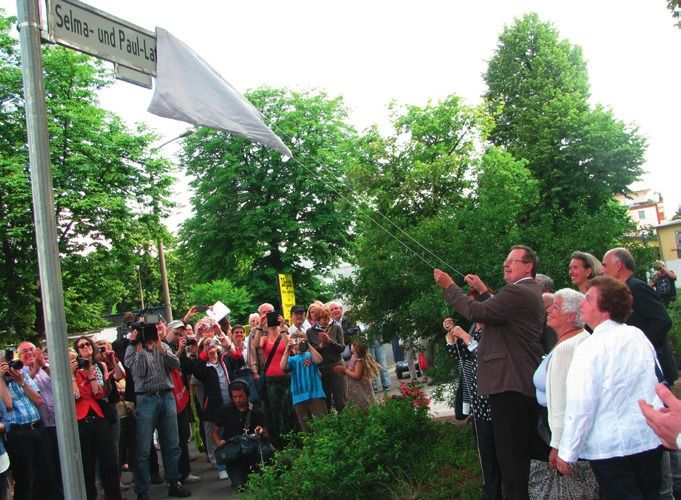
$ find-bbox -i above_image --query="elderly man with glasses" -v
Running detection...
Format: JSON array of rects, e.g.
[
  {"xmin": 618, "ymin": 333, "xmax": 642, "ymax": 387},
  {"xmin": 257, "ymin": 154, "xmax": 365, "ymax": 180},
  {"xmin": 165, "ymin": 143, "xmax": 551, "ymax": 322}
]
[{"xmin": 434, "ymin": 245, "xmax": 546, "ymax": 500}]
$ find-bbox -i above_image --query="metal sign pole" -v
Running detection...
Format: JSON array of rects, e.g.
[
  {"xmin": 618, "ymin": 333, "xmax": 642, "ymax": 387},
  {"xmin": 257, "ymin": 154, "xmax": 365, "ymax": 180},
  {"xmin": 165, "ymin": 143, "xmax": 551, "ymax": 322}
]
[{"xmin": 15, "ymin": 0, "xmax": 87, "ymax": 498}]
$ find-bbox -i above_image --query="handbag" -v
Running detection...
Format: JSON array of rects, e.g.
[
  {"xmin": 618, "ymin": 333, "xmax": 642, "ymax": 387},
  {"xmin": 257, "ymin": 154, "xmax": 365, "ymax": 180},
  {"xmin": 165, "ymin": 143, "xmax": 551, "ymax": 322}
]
[
  {"xmin": 171, "ymin": 368, "xmax": 190, "ymax": 413},
  {"xmin": 97, "ymin": 399, "xmax": 118, "ymax": 425},
  {"xmin": 214, "ymin": 408, "xmax": 258, "ymax": 465},
  {"xmin": 255, "ymin": 335, "xmax": 282, "ymax": 396}
]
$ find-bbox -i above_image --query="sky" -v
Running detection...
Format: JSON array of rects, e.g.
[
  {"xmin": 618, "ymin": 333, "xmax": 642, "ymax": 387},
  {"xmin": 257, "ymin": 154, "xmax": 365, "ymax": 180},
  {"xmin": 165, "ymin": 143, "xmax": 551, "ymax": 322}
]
[{"xmin": 3, "ymin": 0, "xmax": 681, "ymax": 231}]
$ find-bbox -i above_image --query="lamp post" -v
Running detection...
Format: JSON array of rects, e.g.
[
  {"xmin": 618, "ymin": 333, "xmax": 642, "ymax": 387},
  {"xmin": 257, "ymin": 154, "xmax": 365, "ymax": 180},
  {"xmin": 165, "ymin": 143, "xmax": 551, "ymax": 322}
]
[
  {"xmin": 154, "ymin": 129, "xmax": 194, "ymax": 321},
  {"xmin": 136, "ymin": 265, "xmax": 145, "ymax": 310}
]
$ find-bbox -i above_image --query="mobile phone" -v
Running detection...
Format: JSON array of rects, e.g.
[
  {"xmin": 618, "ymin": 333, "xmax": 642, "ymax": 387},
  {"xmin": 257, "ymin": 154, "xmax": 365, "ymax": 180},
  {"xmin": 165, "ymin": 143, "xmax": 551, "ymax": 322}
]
[
  {"xmin": 266, "ymin": 311, "xmax": 279, "ymax": 328},
  {"xmin": 4, "ymin": 349, "xmax": 13, "ymax": 362}
]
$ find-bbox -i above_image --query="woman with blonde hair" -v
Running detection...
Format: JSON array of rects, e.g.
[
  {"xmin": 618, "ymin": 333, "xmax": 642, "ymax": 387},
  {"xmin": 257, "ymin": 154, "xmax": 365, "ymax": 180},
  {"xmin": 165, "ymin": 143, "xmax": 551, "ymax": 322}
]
[{"xmin": 334, "ymin": 339, "xmax": 380, "ymax": 409}]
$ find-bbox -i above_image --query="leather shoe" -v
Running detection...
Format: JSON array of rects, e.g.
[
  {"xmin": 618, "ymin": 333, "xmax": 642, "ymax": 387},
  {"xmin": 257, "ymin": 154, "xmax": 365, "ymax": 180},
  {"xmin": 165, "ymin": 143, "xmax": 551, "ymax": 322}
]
[
  {"xmin": 168, "ymin": 481, "xmax": 191, "ymax": 498},
  {"xmin": 136, "ymin": 494, "xmax": 149, "ymax": 500}
]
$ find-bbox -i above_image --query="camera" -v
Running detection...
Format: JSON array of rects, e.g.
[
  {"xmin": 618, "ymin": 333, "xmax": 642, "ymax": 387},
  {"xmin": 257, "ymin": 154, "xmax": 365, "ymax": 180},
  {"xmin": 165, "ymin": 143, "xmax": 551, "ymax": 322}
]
[
  {"xmin": 290, "ymin": 338, "xmax": 308, "ymax": 353},
  {"xmin": 98, "ymin": 346, "xmax": 106, "ymax": 353},
  {"xmin": 4, "ymin": 349, "xmax": 23, "ymax": 371},
  {"xmin": 132, "ymin": 313, "xmax": 161, "ymax": 343},
  {"xmin": 185, "ymin": 336, "xmax": 197, "ymax": 346},
  {"xmin": 76, "ymin": 356, "xmax": 90, "ymax": 370},
  {"xmin": 266, "ymin": 311, "xmax": 279, "ymax": 328}
]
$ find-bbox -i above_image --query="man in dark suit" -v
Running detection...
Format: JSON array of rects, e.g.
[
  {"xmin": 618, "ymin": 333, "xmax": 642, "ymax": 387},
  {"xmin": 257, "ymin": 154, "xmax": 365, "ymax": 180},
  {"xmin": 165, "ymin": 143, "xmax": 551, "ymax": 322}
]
[
  {"xmin": 435, "ymin": 245, "xmax": 546, "ymax": 500},
  {"xmin": 602, "ymin": 247, "xmax": 677, "ymax": 385}
]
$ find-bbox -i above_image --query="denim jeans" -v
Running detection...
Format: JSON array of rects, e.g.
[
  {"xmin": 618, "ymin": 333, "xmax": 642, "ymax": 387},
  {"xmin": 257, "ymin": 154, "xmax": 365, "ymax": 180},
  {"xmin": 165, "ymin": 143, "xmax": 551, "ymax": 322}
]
[
  {"xmin": 134, "ymin": 392, "xmax": 181, "ymax": 494},
  {"xmin": 370, "ymin": 341, "xmax": 391, "ymax": 390}
]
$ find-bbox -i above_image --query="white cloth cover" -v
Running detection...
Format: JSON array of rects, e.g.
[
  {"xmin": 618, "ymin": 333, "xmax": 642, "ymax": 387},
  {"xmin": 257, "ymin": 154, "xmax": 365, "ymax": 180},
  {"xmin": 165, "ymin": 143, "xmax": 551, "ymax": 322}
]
[{"xmin": 148, "ymin": 28, "xmax": 292, "ymax": 158}]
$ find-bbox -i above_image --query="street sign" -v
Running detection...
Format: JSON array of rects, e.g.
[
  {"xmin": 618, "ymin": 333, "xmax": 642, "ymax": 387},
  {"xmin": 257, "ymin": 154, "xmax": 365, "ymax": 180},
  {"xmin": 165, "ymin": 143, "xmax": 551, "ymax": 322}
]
[
  {"xmin": 114, "ymin": 63, "xmax": 152, "ymax": 89},
  {"xmin": 45, "ymin": 0, "xmax": 157, "ymax": 76}
]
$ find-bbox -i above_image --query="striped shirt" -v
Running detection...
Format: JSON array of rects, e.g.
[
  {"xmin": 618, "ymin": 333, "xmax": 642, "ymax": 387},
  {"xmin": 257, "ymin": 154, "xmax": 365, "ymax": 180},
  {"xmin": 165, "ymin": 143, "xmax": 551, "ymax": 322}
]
[
  {"xmin": 6, "ymin": 376, "xmax": 41, "ymax": 426},
  {"xmin": 23, "ymin": 366, "xmax": 55, "ymax": 427},
  {"xmin": 124, "ymin": 342, "xmax": 179, "ymax": 393}
]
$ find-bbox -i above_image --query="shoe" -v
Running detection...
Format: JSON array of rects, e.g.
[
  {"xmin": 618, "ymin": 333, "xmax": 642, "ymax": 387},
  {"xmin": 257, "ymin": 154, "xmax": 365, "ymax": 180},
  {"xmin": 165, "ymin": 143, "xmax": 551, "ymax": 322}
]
[
  {"xmin": 218, "ymin": 470, "xmax": 229, "ymax": 480},
  {"xmin": 136, "ymin": 494, "xmax": 149, "ymax": 500},
  {"xmin": 183, "ymin": 474, "xmax": 201, "ymax": 484},
  {"xmin": 150, "ymin": 473, "xmax": 163, "ymax": 484},
  {"xmin": 168, "ymin": 481, "xmax": 191, "ymax": 497}
]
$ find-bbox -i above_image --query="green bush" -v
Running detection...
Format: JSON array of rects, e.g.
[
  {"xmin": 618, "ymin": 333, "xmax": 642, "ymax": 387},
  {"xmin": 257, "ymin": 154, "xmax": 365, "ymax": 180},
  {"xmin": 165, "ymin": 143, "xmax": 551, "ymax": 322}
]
[{"xmin": 239, "ymin": 397, "xmax": 481, "ymax": 499}]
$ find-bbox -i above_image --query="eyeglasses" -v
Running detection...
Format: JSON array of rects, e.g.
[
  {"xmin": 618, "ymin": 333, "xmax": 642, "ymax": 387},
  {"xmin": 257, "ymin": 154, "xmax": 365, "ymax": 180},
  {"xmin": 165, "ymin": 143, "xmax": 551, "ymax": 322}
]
[
  {"xmin": 77, "ymin": 343, "xmax": 91, "ymax": 349},
  {"xmin": 504, "ymin": 259, "xmax": 529, "ymax": 266}
]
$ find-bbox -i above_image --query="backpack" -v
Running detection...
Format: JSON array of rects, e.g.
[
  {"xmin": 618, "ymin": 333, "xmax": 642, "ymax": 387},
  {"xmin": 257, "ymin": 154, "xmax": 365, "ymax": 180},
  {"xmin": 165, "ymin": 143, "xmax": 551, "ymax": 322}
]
[{"xmin": 656, "ymin": 276, "xmax": 676, "ymax": 300}]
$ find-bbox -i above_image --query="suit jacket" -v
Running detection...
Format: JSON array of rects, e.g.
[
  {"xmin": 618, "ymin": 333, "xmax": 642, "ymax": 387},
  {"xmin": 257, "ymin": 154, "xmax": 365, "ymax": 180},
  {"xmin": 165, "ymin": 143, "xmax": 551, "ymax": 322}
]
[
  {"xmin": 626, "ymin": 275, "xmax": 678, "ymax": 384},
  {"xmin": 444, "ymin": 278, "xmax": 545, "ymax": 397}
]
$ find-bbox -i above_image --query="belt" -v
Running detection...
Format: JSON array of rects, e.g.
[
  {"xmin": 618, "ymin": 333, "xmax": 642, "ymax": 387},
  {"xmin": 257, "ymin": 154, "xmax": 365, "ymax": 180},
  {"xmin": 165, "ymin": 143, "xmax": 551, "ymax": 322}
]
[
  {"xmin": 81, "ymin": 414, "xmax": 101, "ymax": 424},
  {"xmin": 136, "ymin": 389, "xmax": 172, "ymax": 396},
  {"xmin": 11, "ymin": 420, "xmax": 42, "ymax": 432}
]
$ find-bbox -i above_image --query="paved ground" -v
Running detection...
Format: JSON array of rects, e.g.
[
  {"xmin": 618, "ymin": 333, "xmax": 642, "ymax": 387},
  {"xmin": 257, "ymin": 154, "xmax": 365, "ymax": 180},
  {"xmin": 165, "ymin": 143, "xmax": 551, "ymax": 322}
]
[{"xmin": 120, "ymin": 357, "xmax": 454, "ymax": 499}]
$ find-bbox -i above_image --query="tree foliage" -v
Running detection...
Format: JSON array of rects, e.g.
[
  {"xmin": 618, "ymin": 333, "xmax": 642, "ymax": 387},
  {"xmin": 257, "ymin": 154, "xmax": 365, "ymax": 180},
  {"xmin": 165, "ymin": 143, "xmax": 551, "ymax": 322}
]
[
  {"xmin": 180, "ymin": 88, "xmax": 357, "ymax": 311},
  {"xmin": 0, "ymin": 12, "xmax": 174, "ymax": 338},
  {"xmin": 188, "ymin": 279, "xmax": 252, "ymax": 324},
  {"xmin": 484, "ymin": 13, "xmax": 645, "ymax": 214},
  {"xmin": 669, "ymin": 0, "xmax": 681, "ymax": 28}
]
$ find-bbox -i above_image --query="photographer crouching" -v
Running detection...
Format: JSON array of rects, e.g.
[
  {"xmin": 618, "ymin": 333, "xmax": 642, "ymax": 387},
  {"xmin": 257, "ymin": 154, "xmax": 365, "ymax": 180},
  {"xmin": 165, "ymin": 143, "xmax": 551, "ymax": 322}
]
[
  {"xmin": 124, "ymin": 314, "xmax": 191, "ymax": 499},
  {"xmin": 213, "ymin": 379, "xmax": 272, "ymax": 491}
]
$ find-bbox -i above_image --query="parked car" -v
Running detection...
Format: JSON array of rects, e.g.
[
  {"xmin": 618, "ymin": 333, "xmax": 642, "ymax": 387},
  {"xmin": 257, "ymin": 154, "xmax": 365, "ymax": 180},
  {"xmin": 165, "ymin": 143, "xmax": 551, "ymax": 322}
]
[{"xmin": 395, "ymin": 360, "xmax": 421, "ymax": 379}]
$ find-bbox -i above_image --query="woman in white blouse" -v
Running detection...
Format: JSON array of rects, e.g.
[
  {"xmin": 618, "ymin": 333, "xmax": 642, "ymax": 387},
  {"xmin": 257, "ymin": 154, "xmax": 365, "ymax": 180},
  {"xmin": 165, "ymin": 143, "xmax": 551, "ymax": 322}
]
[
  {"xmin": 533, "ymin": 289, "xmax": 597, "ymax": 498},
  {"xmin": 534, "ymin": 289, "xmax": 590, "ymax": 462},
  {"xmin": 556, "ymin": 276, "xmax": 662, "ymax": 499}
]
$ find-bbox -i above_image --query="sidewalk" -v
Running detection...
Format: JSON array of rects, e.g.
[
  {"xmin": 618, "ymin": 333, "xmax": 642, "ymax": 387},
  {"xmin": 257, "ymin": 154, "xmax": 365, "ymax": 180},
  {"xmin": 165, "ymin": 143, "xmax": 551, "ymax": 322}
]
[{"xmin": 128, "ymin": 364, "xmax": 454, "ymax": 499}]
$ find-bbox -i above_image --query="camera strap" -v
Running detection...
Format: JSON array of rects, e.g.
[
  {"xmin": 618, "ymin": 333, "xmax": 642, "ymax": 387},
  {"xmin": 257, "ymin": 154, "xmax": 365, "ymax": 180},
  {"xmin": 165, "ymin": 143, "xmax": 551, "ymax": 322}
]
[{"xmin": 262, "ymin": 335, "xmax": 282, "ymax": 376}]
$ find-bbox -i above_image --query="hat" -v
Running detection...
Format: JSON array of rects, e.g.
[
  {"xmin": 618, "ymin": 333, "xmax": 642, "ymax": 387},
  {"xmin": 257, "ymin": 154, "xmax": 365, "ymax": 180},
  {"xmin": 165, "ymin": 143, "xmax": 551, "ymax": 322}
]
[
  {"xmin": 290, "ymin": 304, "xmax": 305, "ymax": 314},
  {"xmin": 167, "ymin": 320, "xmax": 185, "ymax": 330}
]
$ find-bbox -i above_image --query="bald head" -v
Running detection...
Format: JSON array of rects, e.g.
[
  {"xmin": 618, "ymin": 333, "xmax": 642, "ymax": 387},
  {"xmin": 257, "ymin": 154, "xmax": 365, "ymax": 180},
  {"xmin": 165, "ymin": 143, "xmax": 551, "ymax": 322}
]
[{"xmin": 602, "ymin": 247, "xmax": 635, "ymax": 282}]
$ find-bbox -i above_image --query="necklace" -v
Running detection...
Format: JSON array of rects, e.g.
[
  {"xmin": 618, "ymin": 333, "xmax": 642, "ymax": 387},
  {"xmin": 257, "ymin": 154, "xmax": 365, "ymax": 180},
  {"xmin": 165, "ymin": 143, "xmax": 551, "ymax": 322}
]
[{"xmin": 555, "ymin": 327, "xmax": 582, "ymax": 345}]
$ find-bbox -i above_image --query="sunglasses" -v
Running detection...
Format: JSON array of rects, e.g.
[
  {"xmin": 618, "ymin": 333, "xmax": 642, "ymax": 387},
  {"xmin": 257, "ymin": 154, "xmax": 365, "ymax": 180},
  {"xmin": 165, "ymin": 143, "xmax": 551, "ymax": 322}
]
[
  {"xmin": 199, "ymin": 323, "xmax": 217, "ymax": 331},
  {"xmin": 77, "ymin": 343, "xmax": 91, "ymax": 349}
]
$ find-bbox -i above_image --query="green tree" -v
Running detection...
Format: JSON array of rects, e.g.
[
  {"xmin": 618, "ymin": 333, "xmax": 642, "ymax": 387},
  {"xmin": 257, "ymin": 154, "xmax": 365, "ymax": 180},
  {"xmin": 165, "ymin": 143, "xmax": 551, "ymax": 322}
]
[
  {"xmin": 180, "ymin": 88, "xmax": 357, "ymax": 310},
  {"xmin": 187, "ymin": 279, "xmax": 252, "ymax": 324},
  {"xmin": 0, "ymin": 12, "xmax": 174, "ymax": 338},
  {"xmin": 483, "ymin": 13, "xmax": 645, "ymax": 214},
  {"xmin": 342, "ymin": 97, "xmax": 534, "ymax": 342},
  {"xmin": 669, "ymin": 0, "xmax": 681, "ymax": 28}
]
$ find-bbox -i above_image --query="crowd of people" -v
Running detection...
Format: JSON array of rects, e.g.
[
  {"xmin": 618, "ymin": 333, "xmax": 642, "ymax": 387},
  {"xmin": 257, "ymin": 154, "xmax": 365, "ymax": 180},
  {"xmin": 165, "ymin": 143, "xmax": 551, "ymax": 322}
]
[
  {"xmin": 435, "ymin": 245, "xmax": 679, "ymax": 500},
  {"xmin": 0, "ymin": 244, "xmax": 677, "ymax": 499},
  {"xmin": 0, "ymin": 300, "xmax": 387, "ymax": 499}
]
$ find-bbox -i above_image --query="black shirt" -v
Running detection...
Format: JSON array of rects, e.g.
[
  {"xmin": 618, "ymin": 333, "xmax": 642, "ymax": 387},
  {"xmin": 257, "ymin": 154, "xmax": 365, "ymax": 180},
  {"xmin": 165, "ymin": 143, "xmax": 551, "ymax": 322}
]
[{"xmin": 214, "ymin": 403, "xmax": 265, "ymax": 440}]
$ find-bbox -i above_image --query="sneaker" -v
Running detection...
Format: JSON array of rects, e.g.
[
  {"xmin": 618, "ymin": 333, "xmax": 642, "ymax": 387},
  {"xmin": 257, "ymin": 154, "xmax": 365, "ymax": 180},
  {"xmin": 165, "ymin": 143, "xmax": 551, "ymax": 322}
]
[
  {"xmin": 218, "ymin": 470, "xmax": 229, "ymax": 480},
  {"xmin": 168, "ymin": 481, "xmax": 191, "ymax": 498},
  {"xmin": 150, "ymin": 473, "xmax": 164, "ymax": 484},
  {"xmin": 183, "ymin": 474, "xmax": 201, "ymax": 484}
]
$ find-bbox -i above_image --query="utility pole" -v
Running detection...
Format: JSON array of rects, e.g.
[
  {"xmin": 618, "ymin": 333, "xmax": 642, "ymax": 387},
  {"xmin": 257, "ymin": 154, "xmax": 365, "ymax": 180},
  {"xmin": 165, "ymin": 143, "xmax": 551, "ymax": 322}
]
[
  {"xmin": 154, "ymin": 129, "xmax": 193, "ymax": 322},
  {"xmin": 15, "ymin": 0, "xmax": 86, "ymax": 497}
]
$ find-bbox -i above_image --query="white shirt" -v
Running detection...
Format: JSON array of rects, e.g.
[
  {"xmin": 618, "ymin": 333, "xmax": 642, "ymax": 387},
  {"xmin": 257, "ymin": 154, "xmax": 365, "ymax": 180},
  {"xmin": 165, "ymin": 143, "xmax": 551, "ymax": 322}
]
[
  {"xmin": 546, "ymin": 330, "xmax": 590, "ymax": 449},
  {"xmin": 558, "ymin": 320, "xmax": 662, "ymax": 462}
]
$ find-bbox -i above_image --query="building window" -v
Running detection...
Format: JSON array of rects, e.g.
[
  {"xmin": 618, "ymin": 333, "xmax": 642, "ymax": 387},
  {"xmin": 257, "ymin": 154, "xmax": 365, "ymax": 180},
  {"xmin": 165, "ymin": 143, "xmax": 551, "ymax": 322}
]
[
  {"xmin": 676, "ymin": 230, "xmax": 681, "ymax": 258},
  {"xmin": 638, "ymin": 210, "xmax": 646, "ymax": 220}
]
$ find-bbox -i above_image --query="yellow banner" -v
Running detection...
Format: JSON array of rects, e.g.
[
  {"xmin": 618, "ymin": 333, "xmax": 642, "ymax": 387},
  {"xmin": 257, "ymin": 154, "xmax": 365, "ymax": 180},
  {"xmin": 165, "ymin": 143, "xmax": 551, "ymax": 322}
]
[{"xmin": 278, "ymin": 274, "xmax": 296, "ymax": 322}]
